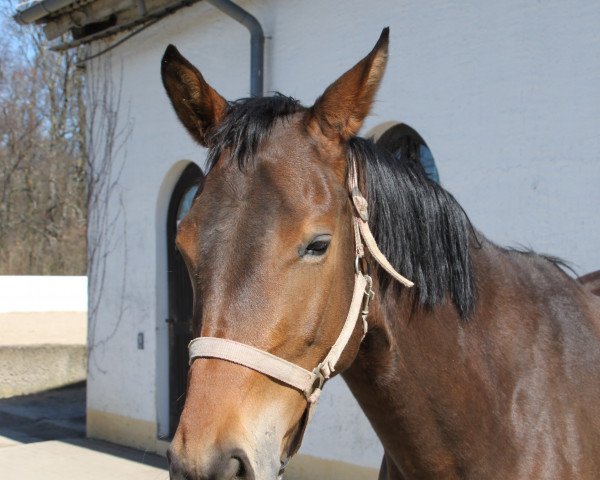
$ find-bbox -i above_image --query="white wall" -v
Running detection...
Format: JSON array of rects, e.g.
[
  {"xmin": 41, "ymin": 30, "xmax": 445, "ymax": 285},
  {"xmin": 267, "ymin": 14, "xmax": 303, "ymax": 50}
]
[
  {"xmin": 0, "ymin": 276, "xmax": 87, "ymax": 313},
  {"xmin": 86, "ymin": 0, "xmax": 600, "ymax": 470}
]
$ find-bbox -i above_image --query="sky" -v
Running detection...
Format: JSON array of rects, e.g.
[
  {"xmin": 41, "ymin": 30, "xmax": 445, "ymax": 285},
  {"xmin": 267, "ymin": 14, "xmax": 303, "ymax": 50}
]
[{"xmin": 1, "ymin": 0, "xmax": 39, "ymax": 63}]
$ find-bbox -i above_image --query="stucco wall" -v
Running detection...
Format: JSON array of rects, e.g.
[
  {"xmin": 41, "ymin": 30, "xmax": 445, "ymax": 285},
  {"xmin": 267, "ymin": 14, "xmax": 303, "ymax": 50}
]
[{"xmin": 86, "ymin": 0, "xmax": 600, "ymax": 471}]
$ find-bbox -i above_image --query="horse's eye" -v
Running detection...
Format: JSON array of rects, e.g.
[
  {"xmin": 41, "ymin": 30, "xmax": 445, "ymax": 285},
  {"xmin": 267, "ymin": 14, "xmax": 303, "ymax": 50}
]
[{"xmin": 305, "ymin": 235, "xmax": 331, "ymax": 256}]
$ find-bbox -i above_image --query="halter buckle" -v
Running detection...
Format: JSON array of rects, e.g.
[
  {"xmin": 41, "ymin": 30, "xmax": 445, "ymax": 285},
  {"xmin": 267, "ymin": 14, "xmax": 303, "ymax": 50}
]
[{"xmin": 351, "ymin": 187, "xmax": 369, "ymax": 222}]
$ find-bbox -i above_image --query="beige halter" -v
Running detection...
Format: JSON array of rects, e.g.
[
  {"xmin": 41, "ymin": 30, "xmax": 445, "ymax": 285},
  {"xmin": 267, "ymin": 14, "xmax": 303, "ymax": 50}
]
[{"xmin": 188, "ymin": 158, "xmax": 413, "ymax": 455}]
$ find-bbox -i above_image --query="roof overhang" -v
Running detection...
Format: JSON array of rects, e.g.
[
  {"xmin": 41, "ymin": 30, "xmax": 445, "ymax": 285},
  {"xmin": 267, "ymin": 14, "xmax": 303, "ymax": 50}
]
[
  {"xmin": 13, "ymin": 0, "xmax": 200, "ymax": 48},
  {"xmin": 14, "ymin": 0, "xmax": 264, "ymax": 96},
  {"xmin": 14, "ymin": 0, "xmax": 78, "ymax": 25}
]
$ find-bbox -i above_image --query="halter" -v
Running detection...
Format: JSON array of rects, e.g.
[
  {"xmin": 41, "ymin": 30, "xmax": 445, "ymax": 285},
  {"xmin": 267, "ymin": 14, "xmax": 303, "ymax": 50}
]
[{"xmin": 188, "ymin": 158, "xmax": 413, "ymax": 455}]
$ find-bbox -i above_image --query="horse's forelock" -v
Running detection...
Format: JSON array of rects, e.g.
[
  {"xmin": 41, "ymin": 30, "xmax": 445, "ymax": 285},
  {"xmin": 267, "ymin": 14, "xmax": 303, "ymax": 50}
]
[{"xmin": 207, "ymin": 94, "xmax": 305, "ymax": 171}]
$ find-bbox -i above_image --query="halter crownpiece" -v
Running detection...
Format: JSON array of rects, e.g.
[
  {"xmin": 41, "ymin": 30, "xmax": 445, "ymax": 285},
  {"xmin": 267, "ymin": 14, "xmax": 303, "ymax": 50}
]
[
  {"xmin": 188, "ymin": 157, "xmax": 413, "ymax": 455},
  {"xmin": 348, "ymin": 160, "xmax": 414, "ymax": 288}
]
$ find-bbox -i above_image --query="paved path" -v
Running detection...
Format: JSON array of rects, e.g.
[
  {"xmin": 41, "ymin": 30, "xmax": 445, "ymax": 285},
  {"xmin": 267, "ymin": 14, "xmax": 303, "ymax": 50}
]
[
  {"xmin": 0, "ymin": 383, "xmax": 85, "ymax": 446},
  {"xmin": 0, "ymin": 314, "xmax": 167, "ymax": 478},
  {"xmin": 0, "ymin": 438, "xmax": 168, "ymax": 479},
  {"xmin": 0, "ymin": 383, "xmax": 169, "ymax": 478}
]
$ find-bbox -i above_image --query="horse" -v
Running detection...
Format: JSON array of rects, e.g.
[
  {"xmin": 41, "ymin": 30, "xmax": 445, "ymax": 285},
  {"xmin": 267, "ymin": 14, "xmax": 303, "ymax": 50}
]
[{"xmin": 161, "ymin": 28, "xmax": 600, "ymax": 479}]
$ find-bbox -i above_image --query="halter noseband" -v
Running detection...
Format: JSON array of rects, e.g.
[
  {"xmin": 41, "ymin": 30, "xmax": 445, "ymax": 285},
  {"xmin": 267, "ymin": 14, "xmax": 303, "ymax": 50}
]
[{"xmin": 187, "ymin": 158, "xmax": 413, "ymax": 455}]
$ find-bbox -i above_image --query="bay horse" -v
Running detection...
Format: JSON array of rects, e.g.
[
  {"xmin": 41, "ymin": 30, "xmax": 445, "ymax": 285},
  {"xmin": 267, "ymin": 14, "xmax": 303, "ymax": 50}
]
[{"xmin": 161, "ymin": 29, "xmax": 600, "ymax": 479}]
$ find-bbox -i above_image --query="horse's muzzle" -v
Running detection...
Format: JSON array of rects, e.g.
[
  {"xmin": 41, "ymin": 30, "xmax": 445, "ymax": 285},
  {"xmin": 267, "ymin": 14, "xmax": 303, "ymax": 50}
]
[{"xmin": 168, "ymin": 447, "xmax": 255, "ymax": 480}]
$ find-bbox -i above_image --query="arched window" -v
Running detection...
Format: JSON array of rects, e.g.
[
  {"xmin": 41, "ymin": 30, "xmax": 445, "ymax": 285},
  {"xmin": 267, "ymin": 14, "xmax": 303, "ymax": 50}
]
[
  {"xmin": 166, "ymin": 162, "xmax": 204, "ymax": 436},
  {"xmin": 375, "ymin": 123, "xmax": 440, "ymax": 184}
]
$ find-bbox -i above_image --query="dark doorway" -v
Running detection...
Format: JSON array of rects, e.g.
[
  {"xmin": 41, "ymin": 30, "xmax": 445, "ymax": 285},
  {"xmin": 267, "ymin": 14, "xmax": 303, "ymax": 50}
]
[{"xmin": 167, "ymin": 162, "xmax": 204, "ymax": 437}]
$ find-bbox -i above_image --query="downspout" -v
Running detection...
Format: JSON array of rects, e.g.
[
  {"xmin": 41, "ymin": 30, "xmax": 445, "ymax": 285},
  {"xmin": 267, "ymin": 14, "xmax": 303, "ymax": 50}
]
[{"xmin": 206, "ymin": 0, "xmax": 264, "ymax": 97}]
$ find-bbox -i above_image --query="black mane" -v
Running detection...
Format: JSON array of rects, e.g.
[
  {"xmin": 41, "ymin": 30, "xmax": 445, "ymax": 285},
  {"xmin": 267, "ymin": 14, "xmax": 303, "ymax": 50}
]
[
  {"xmin": 350, "ymin": 137, "xmax": 477, "ymax": 320},
  {"xmin": 206, "ymin": 94, "xmax": 477, "ymax": 320}
]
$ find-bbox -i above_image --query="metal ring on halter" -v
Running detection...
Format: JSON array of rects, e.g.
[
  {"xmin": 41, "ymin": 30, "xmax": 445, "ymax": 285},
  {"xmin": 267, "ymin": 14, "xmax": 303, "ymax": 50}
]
[
  {"xmin": 355, "ymin": 255, "xmax": 370, "ymax": 275},
  {"xmin": 310, "ymin": 367, "xmax": 326, "ymax": 394}
]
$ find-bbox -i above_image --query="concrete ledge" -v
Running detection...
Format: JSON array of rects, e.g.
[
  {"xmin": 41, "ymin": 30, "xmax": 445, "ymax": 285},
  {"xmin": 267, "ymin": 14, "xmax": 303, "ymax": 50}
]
[{"xmin": 0, "ymin": 345, "xmax": 87, "ymax": 399}]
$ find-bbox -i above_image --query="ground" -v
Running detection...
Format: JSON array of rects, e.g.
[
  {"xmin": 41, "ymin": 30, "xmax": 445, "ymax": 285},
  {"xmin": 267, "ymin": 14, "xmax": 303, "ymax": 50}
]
[{"xmin": 0, "ymin": 383, "xmax": 168, "ymax": 478}]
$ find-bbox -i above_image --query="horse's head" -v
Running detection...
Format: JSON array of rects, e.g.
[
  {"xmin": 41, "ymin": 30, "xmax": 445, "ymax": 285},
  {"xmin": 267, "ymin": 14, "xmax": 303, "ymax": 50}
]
[{"xmin": 162, "ymin": 29, "xmax": 389, "ymax": 480}]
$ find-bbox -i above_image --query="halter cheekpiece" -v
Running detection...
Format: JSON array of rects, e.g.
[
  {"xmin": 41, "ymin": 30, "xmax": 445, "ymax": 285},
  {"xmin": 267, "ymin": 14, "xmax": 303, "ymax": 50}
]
[{"xmin": 188, "ymin": 157, "xmax": 413, "ymax": 453}]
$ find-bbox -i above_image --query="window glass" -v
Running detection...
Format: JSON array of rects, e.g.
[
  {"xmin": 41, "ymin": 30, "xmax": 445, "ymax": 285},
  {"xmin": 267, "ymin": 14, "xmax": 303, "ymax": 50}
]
[
  {"xmin": 375, "ymin": 123, "xmax": 440, "ymax": 184},
  {"xmin": 176, "ymin": 185, "xmax": 199, "ymax": 225}
]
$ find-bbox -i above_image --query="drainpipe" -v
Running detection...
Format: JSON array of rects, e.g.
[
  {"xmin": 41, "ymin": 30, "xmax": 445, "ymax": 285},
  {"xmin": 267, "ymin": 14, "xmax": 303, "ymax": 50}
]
[{"xmin": 206, "ymin": 0, "xmax": 264, "ymax": 97}]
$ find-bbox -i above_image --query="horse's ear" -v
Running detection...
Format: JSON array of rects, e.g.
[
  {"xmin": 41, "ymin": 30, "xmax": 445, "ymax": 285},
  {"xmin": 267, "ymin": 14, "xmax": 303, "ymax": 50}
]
[
  {"xmin": 161, "ymin": 45, "xmax": 228, "ymax": 147},
  {"xmin": 310, "ymin": 28, "xmax": 389, "ymax": 142}
]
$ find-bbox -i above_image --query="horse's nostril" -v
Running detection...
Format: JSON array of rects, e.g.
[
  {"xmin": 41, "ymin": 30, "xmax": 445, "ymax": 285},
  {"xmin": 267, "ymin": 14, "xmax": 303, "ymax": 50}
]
[
  {"xmin": 221, "ymin": 456, "xmax": 242, "ymax": 478},
  {"xmin": 167, "ymin": 449, "xmax": 187, "ymax": 480},
  {"xmin": 221, "ymin": 449, "xmax": 254, "ymax": 480}
]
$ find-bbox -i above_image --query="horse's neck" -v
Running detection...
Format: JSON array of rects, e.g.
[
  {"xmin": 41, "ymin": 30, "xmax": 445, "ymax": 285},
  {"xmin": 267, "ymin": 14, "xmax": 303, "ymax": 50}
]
[
  {"xmin": 342, "ymin": 246, "xmax": 534, "ymax": 477},
  {"xmin": 343, "ymin": 244, "xmax": 600, "ymax": 478},
  {"xmin": 343, "ymin": 288, "xmax": 486, "ymax": 478}
]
